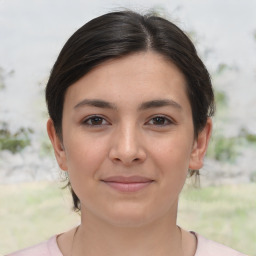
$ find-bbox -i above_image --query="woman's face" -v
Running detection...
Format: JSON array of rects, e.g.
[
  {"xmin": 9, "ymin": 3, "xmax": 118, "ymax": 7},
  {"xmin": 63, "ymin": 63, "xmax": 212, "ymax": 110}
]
[{"xmin": 48, "ymin": 51, "xmax": 211, "ymax": 227}]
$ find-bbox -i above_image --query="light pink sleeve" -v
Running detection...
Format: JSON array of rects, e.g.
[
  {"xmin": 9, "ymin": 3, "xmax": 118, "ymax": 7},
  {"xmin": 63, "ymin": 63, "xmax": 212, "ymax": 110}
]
[
  {"xmin": 6, "ymin": 236, "xmax": 63, "ymax": 256},
  {"xmin": 194, "ymin": 233, "xmax": 248, "ymax": 256}
]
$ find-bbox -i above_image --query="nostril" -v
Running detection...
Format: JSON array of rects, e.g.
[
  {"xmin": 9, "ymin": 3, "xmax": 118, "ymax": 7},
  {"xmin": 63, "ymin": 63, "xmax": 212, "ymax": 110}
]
[
  {"xmin": 109, "ymin": 145, "xmax": 147, "ymax": 165},
  {"xmin": 113, "ymin": 157, "xmax": 140, "ymax": 165},
  {"xmin": 132, "ymin": 158, "xmax": 143, "ymax": 163}
]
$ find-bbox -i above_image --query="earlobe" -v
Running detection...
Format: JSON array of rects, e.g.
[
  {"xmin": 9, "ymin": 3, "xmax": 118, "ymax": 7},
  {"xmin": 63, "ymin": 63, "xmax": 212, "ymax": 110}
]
[
  {"xmin": 46, "ymin": 119, "xmax": 68, "ymax": 171},
  {"xmin": 189, "ymin": 118, "xmax": 212, "ymax": 170}
]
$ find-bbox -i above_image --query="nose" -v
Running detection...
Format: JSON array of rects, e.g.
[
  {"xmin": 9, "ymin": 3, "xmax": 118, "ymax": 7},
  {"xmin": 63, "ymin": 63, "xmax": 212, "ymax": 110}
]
[{"xmin": 108, "ymin": 123, "xmax": 147, "ymax": 166}]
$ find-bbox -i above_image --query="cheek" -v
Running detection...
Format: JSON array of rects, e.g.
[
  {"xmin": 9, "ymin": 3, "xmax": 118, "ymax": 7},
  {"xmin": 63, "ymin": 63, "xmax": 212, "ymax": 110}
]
[
  {"xmin": 63, "ymin": 135, "xmax": 110, "ymax": 203},
  {"xmin": 63, "ymin": 134, "xmax": 109, "ymax": 176},
  {"xmin": 148, "ymin": 132, "xmax": 193, "ymax": 193},
  {"xmin": 151, "ymin": 133, "xmax": 193, "ymax": 170}
]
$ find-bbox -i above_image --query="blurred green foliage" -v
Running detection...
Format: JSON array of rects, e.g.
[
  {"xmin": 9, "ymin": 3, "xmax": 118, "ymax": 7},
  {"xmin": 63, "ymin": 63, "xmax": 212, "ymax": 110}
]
[
  {"xmin": 0, "ymin": 122, "xmax": 33, "ymax": 153},
  {"xmin": 240, "ymin": 129, "xmax": 256, "ymax": 143},
  {"xmin": 39, "ymin": 136, "xmax": 54, "ymax": 157},
  {"xmin": 207, "ymin": 127, "xmax": 256, "ymax": 163},
  {"xmin": 206, "ymin": 60, "xmax": 256, "ymax": 163},
  {"xmin": 214, "ymin": 90, "xmax": 227, "ymax": 108},
  {"xmin": 207, "ymin": 85, "xmax": 237, "ymax": 162},
  {"xmin": 207, "ymin": 135, "xmax": 239, "ymax": 162}
]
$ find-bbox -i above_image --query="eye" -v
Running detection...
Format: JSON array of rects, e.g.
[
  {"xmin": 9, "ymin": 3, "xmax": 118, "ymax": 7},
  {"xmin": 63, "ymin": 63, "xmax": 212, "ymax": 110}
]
[
  {"xmin": 146, "ymin": 116, "xmax": 173, "ymax": 126},
  {"xmin": 82, "ymin": 116, "xmax": 109, "ymax": 126}
]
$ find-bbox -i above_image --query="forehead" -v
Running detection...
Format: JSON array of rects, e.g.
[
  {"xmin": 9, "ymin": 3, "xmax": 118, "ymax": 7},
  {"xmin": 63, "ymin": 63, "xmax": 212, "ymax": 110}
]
[{"xmin": 64, "ymin": 51, "xmax": 191, "ymax": 113}]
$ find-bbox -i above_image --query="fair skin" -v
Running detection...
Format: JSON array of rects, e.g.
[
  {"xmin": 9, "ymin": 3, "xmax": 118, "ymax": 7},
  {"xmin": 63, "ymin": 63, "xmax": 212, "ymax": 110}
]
[{"xmin": 47, "ymin": 51, "xmax": 212, "ymax": 256}]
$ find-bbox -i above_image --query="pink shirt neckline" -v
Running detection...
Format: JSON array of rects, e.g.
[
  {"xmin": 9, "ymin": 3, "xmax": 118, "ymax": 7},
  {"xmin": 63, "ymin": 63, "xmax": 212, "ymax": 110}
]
[
  {"xmin": 49, "ymin": 232, "xmax": 245, "ymax": 256},
  {"xmin": 47, "ymin": 234, "xmax": 63, "ymax": 255},
  {"xmin": 8, "ymin": 231, "xmax": 247, "ymax": 255}
]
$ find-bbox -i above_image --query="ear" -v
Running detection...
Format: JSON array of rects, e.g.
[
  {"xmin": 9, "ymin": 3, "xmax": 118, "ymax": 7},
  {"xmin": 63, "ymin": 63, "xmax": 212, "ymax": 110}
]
[
  {"xmin": 47, "ymin": 119, "xmax": 68, "ymax": 171},
  {"xmin": 189, "ymin": 118, "xmax": 212, "ymax": 170}
]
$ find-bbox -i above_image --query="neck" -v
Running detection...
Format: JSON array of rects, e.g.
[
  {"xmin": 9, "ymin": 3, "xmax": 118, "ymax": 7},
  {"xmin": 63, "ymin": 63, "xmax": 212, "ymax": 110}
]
[{"xmin": 72, "ymin": 206, "xmax": 183, "ymax": 256}]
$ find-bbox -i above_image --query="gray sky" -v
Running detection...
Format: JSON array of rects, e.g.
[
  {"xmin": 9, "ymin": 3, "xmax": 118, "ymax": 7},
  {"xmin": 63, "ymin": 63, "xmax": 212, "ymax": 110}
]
[{"xmin": 0, "ymin": 0, "xmax": 255, "ymax": 134}]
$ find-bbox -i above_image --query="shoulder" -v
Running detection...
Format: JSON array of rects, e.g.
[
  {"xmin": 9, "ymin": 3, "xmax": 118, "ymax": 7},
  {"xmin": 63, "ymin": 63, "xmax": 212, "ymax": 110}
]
[
  {"xmin": 193, "ymin": 232, "xmax": 248, "ymax": 256},
  {"xmin": 6, "ymin": 236, "xmax": 63, "ymax": 256}
]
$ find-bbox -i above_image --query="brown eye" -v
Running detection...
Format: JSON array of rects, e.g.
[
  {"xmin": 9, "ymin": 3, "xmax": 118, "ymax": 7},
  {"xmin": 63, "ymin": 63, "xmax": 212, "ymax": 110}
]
[
  {"xmin": 83, "ymin": 116, "xmax": 109, "ymax": 126},
  {"xmin": 147, "ymin": 116, "xmax": 172, "ymax": 126}
]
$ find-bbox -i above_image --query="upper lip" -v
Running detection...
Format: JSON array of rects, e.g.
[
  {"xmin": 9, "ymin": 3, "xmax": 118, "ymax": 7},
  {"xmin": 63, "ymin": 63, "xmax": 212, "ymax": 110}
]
[{"xmin": 101, "ymin": 176, "xmax": 154, "ymax": 183}]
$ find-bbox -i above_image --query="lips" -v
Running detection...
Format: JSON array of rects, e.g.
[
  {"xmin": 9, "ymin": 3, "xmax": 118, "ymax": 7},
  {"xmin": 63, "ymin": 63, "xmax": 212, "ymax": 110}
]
[{"xmin": 101, "ymin": 176, "xmax": 154, "ymax": 192}]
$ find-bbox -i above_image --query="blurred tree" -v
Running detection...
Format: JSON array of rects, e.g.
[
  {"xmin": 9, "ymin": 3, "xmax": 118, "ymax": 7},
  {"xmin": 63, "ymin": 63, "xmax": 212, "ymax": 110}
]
[
  {"xmin": 0, "ymin": 66, "xmax": 33, "ymax": 154},
  {"xmin": 0, "ymin": 121, "xmax": 34, "ymax": 153}
]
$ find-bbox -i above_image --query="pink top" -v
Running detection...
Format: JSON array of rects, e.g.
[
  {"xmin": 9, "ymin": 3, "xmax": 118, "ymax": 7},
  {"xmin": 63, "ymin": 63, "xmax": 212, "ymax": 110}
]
[{"xmin": 7, "ymin": 232, "xmax": 247, "ymax": 256}]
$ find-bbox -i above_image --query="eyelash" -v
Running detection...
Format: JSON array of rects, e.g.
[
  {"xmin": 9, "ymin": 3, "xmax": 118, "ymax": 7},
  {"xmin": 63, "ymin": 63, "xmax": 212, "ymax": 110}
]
[
  {"xmin": 82, "ymin": 115, "xmax": 174, "ymax": 127},
  {"xmin": 82, "ymin": 115, "xmax": 110, "ymax": 127},
  {"xmin": 146, "ymin": 115, "xmax": 174, "ymax": 126}
]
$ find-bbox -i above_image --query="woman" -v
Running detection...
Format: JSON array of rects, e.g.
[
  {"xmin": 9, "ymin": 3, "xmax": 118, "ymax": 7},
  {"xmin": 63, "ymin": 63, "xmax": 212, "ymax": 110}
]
[{"xmin": 8, "ymin": 10, "xmax": 247, "ymax": 256}]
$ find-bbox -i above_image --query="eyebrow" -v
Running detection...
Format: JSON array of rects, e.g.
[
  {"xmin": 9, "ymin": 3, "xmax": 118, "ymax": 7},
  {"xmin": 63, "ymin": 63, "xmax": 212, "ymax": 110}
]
[
  {"xmin": 74, "ymin": 99, "xmax": 117, "ymax": 109},
  {"xmin": 138, "ymin": 99, "xmax": 182, "ymax": 111},
  {"xmin": 74, "ymin": 99, "xmax": 182, "ymax": 111}
]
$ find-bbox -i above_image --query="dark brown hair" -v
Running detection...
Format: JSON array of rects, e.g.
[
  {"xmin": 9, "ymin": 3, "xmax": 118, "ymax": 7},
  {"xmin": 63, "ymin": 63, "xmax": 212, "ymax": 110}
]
[{"xmin": 46, "ymin": 10, "xmax": 215, "ymax": 211}]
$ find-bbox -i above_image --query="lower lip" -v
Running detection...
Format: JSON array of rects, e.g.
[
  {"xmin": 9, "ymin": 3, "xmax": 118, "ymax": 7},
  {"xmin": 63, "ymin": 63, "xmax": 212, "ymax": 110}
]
[{"xmin": 103, "ymin": 181, "xmax": 153, "ymax": 192}]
